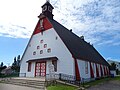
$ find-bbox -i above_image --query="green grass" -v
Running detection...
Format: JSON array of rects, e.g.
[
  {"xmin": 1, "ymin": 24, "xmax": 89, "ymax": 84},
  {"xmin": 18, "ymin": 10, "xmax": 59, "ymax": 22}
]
[
  {"xmin": 47, "ymin": 84, "xmax": 77, "ymax": 90},
  {"xmin": 113, "ymin": 76, "xmax": 120, "ymax": 81},
  {"xmin": 47, "ymin": 76, "xmax": 120, "ymax": 90}
]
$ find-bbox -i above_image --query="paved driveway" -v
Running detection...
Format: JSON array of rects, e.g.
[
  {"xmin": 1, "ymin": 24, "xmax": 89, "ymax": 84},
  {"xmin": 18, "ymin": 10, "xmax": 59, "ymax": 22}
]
[
  {"xmin": 0, "ymin": 83, "xmax": 40, "ymax": 90},
  {"xmin": 87, "ymin": 80, "xmax": 120, "ymax": 90}
]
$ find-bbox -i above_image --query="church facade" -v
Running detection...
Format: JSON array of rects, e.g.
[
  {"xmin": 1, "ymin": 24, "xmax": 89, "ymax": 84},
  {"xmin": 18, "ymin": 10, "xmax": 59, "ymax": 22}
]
[{"xmin": 20, "ymin": 1, "xmax": 110, "ymax": 81}]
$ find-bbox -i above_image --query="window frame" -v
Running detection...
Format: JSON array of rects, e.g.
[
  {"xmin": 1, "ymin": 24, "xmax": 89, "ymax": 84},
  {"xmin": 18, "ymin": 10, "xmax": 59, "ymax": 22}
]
[
  {"xmin": 40, "ymin": 40, "xmax": 43, "ymax": 43},
  {"xmin": 33, "ymin": 51, "xmax": 36, "ymax": 55},
  {"xmin": 47, "ymin": 48, "xmax": 51, "ymax": 53},
  {"xmin": 40, "ymin": 50, "xmax": 43, "ymax": 54},
  {"xmin": 28, "ymin": 62, "xmax": 32, "ymax": 72},
  {"xmin": 42, "ymin": 5, "xmax": 47, "ymax": 12},
  {"xmin": 48, "ymin": 6, "xmax": 52, "ymax": 12},
  {"xmin": 37, "ymin": 46, "xmax": 40, "ymax": 49},
  {"xmin": 44, "ymin": 44, "xmax": 47, "ymax": 48}
]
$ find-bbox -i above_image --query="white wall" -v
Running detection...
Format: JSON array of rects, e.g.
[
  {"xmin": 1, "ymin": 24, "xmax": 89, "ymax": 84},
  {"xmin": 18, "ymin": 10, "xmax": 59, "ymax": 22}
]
[
  {"xmin": 91, "ymin": 63, "xmax": 96, "ymax": 78},
  {"xmin": 20, "ymin": 28, "xmax": 75, "ymax": 77},
  {"xmin": 76, "ymin": 59, "xmax": 110, "ymax": 81},
  {"xmin": 77, "ymin": 59, "xmax": 90, "ymax": 79},
  {"xmin": 110, "ymin": 70, "xmax": 116, "ymax": 76}
]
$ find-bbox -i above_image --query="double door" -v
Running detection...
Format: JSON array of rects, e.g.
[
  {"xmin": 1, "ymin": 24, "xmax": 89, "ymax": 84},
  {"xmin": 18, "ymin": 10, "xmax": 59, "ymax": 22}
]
[{"xmin": 35, "ymin": 62, "xmax": 46, "ymax": 77}]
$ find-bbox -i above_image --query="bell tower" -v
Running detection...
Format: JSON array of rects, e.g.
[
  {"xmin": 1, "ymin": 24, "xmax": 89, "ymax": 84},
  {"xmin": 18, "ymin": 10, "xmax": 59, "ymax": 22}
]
[{"xmin": 41, "ymin": 0, "xmax": 54, "ymax": 19}]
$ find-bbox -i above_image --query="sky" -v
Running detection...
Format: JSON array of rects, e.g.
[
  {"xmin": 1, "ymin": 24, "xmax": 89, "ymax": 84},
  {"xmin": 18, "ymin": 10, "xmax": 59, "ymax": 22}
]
[{"xmin": 0, "ymin": 0, "xmax": 120, "ymax": 66}]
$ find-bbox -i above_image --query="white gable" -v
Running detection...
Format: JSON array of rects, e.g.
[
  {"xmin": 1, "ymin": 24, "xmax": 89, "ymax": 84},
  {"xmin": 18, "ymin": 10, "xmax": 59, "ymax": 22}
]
[{"xmin": 20, "ymin": 28, "xmax": 75, "ymax": 77}]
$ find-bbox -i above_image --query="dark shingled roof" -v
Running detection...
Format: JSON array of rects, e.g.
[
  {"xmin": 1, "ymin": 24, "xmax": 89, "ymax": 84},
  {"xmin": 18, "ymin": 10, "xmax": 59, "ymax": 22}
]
[{"xmin": 48, "ymin": 18, "xmax": 109, "ymax": 66}]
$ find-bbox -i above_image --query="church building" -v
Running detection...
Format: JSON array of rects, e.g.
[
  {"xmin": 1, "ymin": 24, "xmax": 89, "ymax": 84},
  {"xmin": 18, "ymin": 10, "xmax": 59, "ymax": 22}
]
[{"xmin": 20, "ymin": 1, "xmax": 110, "ymax": 81}]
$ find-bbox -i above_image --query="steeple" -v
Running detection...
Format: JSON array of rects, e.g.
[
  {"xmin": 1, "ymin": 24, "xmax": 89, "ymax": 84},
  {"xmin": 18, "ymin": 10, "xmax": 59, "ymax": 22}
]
[{"xmin": 40, "ymin": 0, "xmax": 54, "ymax": 19}]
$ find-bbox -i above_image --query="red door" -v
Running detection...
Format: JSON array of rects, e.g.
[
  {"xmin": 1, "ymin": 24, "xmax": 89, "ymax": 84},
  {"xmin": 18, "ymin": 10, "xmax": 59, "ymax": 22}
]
[{"xmin": 35, "ymin": 62, "xmax": 46, "ymax": 77}]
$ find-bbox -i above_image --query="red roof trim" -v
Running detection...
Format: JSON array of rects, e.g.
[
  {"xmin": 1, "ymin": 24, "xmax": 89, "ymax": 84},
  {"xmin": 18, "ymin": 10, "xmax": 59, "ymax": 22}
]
[{"xmin": 33, "ymin": 17, "xmax": 53, "ymax": 35}]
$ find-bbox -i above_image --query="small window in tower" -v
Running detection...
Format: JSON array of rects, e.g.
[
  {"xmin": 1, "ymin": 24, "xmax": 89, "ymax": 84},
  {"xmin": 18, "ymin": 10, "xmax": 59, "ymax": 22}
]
[
  {"xmin": 37, "ymin": 46, "xmax": 40, "ymax": 49},
  {"xmin": 33, "ymin": 51, "xmax": 36, "ymax": 55},
  {"xmin": 28, "ymin": 62, "xmax": 31, "ymax": 72},
  {"xmin": 42, "ymin": 6, "xmax": 47, "ymax": 11},
  {"xmin": 40, "ymin": 50, "xmax": 43, "ymax": 54},
  {"xmin": 40, "ymin": 40, "xmax": 43, "ymax": 43},
  {"xmin": 48, "ymin": 6, "xmax": 52, "ymax": 12},
  {"xmin": 47, "ymin": 48, "xmax": 51, "ymax": 53},
  {"xmin": 44, "ymin": 44, "xmax": 47, "ymax": 48}
]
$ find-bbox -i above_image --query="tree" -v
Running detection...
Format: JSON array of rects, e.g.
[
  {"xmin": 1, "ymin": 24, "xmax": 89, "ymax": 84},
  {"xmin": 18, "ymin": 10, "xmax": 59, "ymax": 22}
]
[
  {"xmin": 110, "ymin": 62, "xmax": 116, "ymax": 70},
  {"xmin": 17, "ymin": 55, "xmax": 20, "ymax": 60},
  {"xmin": 17, "ymin": 55, "xmax": 21, "ymax": 66},
  {"xmin": 0, "ymin": 62, "xmax": 7, "ymax": 74},
  {"xmin": 0, "ymin": 62, "xmax": 3, "ymax": 67},
  {"xmin": 13, "ymin": 57, "xmax": 17, "ymax": 66},
  {"xmin": 11, "ymin": 56, "xmax": 20, "ymax": 72}
]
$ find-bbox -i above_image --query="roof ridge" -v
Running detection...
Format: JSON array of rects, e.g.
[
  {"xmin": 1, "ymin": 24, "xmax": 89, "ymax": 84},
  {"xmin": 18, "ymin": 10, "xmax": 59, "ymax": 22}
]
[{"xmin": 48, "ymin": 18, "xmax": 109, "ymax": 66}]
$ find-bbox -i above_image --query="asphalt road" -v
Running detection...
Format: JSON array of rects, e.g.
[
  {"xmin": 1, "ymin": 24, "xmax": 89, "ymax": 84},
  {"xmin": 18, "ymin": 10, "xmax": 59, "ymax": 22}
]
[
  {"xmin": 87, "ymin": 80, "xmax": 120, "ymax": 90},
  {"xmin": 0, "ymin": 83, "xmax": 40, "ymax": 90}
]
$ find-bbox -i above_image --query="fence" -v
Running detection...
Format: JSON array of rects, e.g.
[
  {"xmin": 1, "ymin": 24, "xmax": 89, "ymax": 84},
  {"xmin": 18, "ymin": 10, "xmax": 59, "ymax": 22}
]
[{"xmin": 0, "ymin": 73, "xmax": 26, "ymax": 78}]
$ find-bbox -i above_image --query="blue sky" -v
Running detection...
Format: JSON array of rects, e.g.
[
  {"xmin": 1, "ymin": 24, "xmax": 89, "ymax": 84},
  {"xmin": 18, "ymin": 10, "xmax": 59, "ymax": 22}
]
[{"xmin": 0, "ymin": 0, "xmax": 120, "ymax": 66}]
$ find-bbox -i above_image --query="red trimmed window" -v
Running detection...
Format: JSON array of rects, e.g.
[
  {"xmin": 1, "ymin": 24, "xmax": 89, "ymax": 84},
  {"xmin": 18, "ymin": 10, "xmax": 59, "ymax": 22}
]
[
  {"xmin": 28, "ymin": 62, "xmax": 31, "ymax": 72},
  {"xmin": 52, "ymin": 60, "xmax": 57, "ymax": 72},
  {"xmin": 33, "ymin": 51, "xmax": 36, "ymax": 55},
  {"xmin": 85, "ymin": 61, "xmax": 88, "ymax": 74},
  {"xmin": 40, "ymin": 50, "xmax": 43, "ymax": 54},
  {"xmin": 37, "ymin": 46, "xmax": 40, "ymax": 49},
  {"xmin": 47, "ymin": 48, "xmax": 51, "ymax": 53},
  {"xmin": 44, "ymin": 44, "xmax": 47, "ymax": 48},
  {"xmin": 56, "ymin": 36, "xmax": 58, "ymax": 40},
  {"xmin": 40, "ymin": 40, "xmax": 43, "ymax": 43}
]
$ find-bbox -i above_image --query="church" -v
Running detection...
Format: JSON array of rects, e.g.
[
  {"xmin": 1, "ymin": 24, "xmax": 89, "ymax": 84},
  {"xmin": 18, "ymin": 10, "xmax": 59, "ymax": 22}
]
[{"xmin": 20, "ymin": 1, "xmax": 110, "ymax": 81}]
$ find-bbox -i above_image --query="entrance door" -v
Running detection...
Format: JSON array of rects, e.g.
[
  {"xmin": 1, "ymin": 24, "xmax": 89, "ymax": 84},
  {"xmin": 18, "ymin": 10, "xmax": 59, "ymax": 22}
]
[{"xmin": 35, "ymin": 62, "xmax": 46, "ymax": 77}]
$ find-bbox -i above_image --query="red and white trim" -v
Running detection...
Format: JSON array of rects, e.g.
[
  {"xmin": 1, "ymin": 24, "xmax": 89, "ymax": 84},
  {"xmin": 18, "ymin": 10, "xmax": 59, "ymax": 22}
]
[
  {"xmin": 90, "ymin": 62, "xmax": 94, "ymax": 78},
  {"xmin": 96, "ymin": 63, "xmax": 99, "ymax": 78},
  {"xmin": 33, "ymin": 18, "xmax": 53, "ymax": 35},
  {"xmin": 73, "ymin": 58, "xmax": 81, "ymax": 81}
]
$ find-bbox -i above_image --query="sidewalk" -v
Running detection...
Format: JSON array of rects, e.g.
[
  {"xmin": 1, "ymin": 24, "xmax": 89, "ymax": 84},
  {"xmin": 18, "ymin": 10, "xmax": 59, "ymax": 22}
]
[{"xmin": 0, "ymin": 83, "xmax": 41, "ymax": 90}]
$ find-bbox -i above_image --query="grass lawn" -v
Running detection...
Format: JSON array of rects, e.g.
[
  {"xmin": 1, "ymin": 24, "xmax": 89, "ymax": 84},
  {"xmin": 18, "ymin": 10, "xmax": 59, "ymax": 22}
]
[
  {"xmin": 113, "ymin": 76, "xmax": 120, "ymax": 81},
  {"xmin": 47, "ymin": 84, "xmax": 77, "ymax": 90},
  {"xmin": 47, "ymin": 76, "xmax": 120, "ymax": 90}
]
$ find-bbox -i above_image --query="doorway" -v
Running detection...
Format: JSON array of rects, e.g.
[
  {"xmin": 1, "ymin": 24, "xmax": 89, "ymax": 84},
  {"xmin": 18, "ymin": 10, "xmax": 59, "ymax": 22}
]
[{"xmin": 35, "ymin": 62, "xmax": 46, "ymax": 77}]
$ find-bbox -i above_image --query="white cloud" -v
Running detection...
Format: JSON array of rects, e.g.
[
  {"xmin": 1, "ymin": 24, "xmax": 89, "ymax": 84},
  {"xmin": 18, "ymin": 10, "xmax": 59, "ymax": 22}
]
[
  {"xmin": 0, "ymin": 23, "xmax": 32, "ymax": 38},
  {"xmin": 53, "ymin": 0, "xmax": 120, "ymax": 46},
  {"xmin": 107, "ymin": 57, "xmax": 120, "ymax": 62},
  {"xmin": 0, "ymin": 0, "xmax": 120, "ymax": 46}
]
